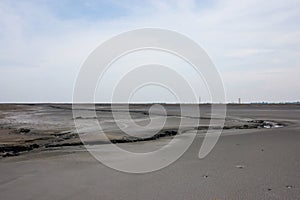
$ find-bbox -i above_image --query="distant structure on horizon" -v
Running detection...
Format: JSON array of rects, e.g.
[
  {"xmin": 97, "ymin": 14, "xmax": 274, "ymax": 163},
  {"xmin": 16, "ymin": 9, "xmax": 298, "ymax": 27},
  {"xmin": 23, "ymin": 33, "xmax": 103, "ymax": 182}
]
[{"xmin": 238, "ymin": 98, "xmax": 241, "ymax": 104}]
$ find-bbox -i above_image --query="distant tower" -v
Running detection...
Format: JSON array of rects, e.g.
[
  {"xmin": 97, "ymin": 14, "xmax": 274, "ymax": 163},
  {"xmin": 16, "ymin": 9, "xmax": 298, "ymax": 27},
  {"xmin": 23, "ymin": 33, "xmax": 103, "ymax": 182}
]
[
  {"xmin": 199, "ymin": 96, "xmax": 201, "ymax": 104},
  {"xmin": 238, "ymin": 98, "xmax": 241, "ymax": 104}
]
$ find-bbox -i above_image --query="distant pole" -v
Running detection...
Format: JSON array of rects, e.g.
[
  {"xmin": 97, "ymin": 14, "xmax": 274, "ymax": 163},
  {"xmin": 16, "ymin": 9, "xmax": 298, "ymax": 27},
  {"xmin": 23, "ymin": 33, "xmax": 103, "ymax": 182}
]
[
  {"xmin": 199, "ymin": 96, "xmax": 201, "ymax": 104},
  {"xmin": 238, "ymin": 98, "xmax": 241, "ymax": 104}
]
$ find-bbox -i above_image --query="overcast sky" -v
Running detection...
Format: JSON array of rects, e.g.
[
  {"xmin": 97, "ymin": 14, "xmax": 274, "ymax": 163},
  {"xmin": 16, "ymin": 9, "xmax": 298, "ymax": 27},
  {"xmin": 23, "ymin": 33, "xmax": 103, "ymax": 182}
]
[{"xmin": 0, "ymin": 0, "xmax": 299, "ymax": 103}]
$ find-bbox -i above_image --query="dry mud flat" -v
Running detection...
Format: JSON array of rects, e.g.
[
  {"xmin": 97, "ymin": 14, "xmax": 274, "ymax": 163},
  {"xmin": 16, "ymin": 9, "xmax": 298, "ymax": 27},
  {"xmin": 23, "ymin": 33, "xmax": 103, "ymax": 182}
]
[
  {"xmin": 0, "ymin": 104, "xmax": 300, "ymax": 200},
  {"xmin": 0, "ymin": 104, "xmax": 284, "ymax": 157}
]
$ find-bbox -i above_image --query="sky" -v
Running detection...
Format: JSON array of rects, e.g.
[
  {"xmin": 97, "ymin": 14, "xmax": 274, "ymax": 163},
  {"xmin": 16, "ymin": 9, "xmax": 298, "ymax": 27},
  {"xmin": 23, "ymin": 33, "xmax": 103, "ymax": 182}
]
[{"xmin": 0, "ymin": 0, "xmax": 300, "ymax": 103}]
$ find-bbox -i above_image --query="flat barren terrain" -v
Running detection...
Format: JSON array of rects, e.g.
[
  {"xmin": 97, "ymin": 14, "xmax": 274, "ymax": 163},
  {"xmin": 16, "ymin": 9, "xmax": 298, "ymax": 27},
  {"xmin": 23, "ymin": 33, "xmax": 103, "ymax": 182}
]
[{"xmin": 0, "ymin": 104, "xmax": 299, "ymax": 199}]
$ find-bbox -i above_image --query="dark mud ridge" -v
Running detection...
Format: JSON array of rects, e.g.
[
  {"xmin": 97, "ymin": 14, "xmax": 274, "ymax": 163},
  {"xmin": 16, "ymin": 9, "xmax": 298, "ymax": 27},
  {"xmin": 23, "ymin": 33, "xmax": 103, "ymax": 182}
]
[
  {"xmin": 198, "ymin": 120, "xmax": 285, "ymax": 130},
  {"xmin": 0, "ymin": 131, "xmax": 178, "ymax": 157},
  {"xmin": 0, "ymin": 144, "xmax": 39, "ymax": 157},
  {"xmin": 0, "ymin": 120, "xmax": 284, "ymax": 158},
  {"xmin": 109, "ymin": 130, "xmax": 178, "ymax": 143}
]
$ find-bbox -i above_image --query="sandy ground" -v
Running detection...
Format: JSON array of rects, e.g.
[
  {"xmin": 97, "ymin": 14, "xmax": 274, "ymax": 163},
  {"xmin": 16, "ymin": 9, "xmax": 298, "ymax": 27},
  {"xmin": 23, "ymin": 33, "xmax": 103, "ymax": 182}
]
[{"xmin": 0, "ymin": 104, "xmax": 299, "ymax": 199}]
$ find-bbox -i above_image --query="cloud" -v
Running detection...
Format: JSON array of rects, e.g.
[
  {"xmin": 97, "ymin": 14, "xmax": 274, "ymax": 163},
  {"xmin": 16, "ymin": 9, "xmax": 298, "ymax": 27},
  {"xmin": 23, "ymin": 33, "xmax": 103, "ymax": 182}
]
[
  {"xmin": 0, "ymin": 0, "xmax": 299, "ymax": 102},
  {"xmin": 225, "ymin": 49, "xmax": 275, "ymax": 58}
]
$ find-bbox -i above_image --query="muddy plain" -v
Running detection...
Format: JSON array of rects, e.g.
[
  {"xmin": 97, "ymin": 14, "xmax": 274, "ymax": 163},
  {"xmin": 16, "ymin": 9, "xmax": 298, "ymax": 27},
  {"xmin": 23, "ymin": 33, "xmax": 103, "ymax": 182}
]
[{"xmin": 0, "ymin": 104, "xmax": 299, "ymax": 199}]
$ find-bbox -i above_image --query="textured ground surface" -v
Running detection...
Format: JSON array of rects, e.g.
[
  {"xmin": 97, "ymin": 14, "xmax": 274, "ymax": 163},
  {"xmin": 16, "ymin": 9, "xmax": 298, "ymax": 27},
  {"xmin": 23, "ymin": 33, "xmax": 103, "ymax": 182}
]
[{"xmin": 0, "ymin": 104, "xmax": 299, "ymax": 199}]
